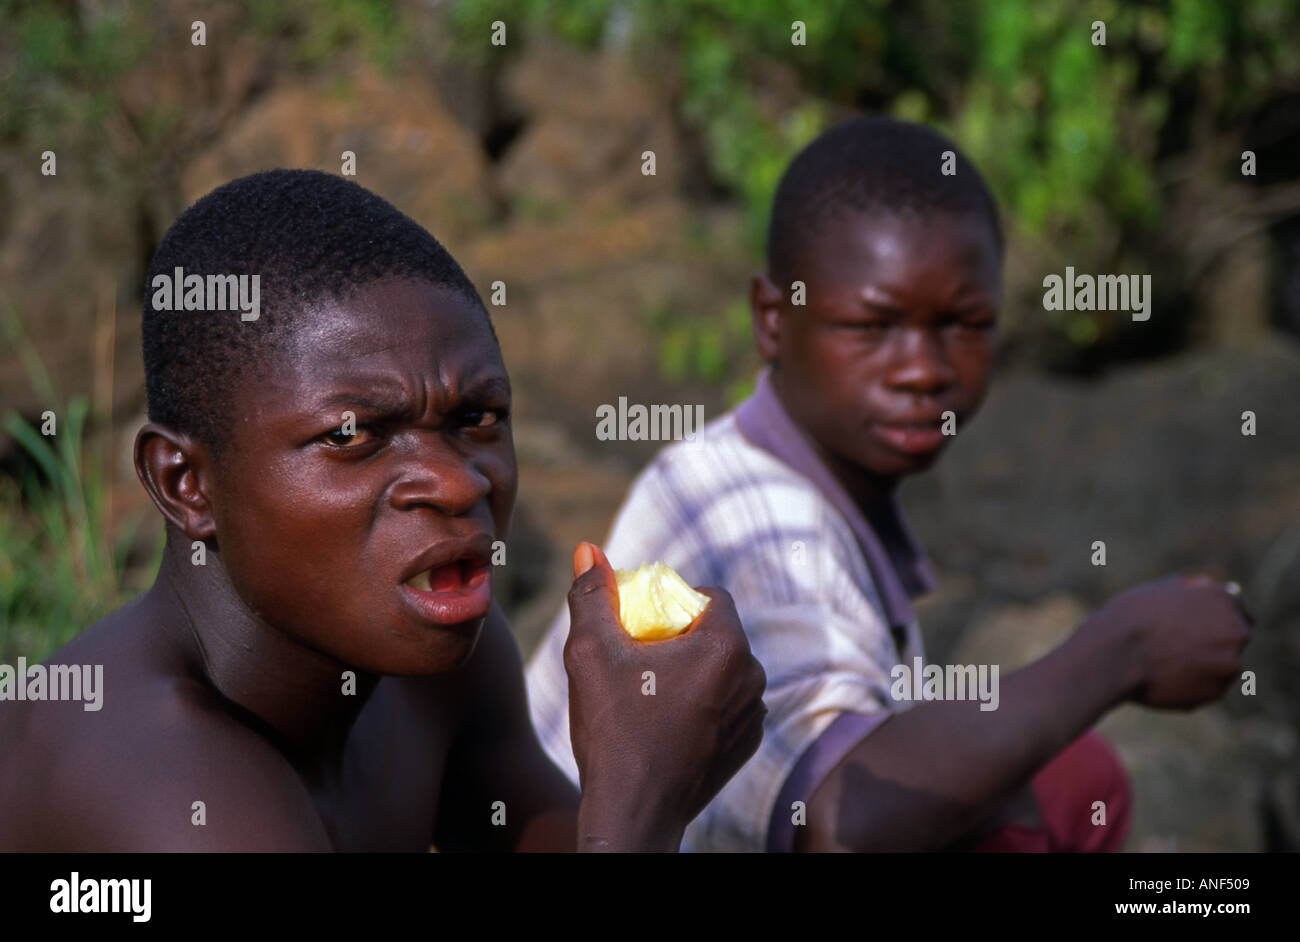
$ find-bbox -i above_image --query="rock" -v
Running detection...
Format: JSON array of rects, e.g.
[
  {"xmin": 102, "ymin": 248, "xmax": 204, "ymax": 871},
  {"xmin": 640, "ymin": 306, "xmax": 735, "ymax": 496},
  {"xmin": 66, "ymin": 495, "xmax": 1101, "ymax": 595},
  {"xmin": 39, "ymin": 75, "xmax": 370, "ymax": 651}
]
[
  {"xmin": 496, "ymin": 39, "xmax": 682, "ymax": 207},
  {"xmin": 1263, "ymin": 765, "xmax": 1300, "ymax": 852},
  {"xmin": 948, "ymin": 593, "xmax": 1086, "ymax": 670},
  {"xmin": 1097, "ymin": 707, "xmax": 1295, "ymax": 852},
  {"xmin": 181, "ymin": 67, "xmax": 493, "ymax": 247}
]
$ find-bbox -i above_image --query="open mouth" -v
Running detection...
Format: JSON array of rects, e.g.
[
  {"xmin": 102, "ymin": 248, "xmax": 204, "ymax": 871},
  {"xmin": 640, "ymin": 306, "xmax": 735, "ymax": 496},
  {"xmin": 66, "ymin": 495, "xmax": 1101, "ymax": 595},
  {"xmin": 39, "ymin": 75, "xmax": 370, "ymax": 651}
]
[
  {"xmin": 404, "ymin": 557, "xmax": 489, "ymax": 593},
  {"xmin": 400, "ymin": 556, "xmax": 492, "ymax": 627}
]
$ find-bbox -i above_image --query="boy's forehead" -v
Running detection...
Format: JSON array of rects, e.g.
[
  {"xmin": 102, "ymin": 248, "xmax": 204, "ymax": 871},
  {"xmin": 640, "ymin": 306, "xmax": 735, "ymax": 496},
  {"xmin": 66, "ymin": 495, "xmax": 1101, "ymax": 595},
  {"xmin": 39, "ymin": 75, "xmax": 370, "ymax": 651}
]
[
  {"xmin": 296, "ymin": 277, "xmax": 489, "ymax": 352},
  {"xmin": 245, "ymin": 278, "xmax": 503, "ymax": 403},
  {"xmin": 802, "ymin": 210, "xmax": 1001, "ymax": 297}
]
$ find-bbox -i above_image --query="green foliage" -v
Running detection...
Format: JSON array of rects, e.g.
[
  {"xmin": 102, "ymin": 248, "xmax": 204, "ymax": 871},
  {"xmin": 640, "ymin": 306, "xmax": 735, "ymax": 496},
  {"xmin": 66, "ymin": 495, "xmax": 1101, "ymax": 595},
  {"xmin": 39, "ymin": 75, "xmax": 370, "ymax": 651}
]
[
  {"xmin": 0, "ymin": 308, "xmax": 162, "ymax": 664},
  {"xmin": 9, "ymin": 0, "xmax": 1290, "ymax": 375},
  {"xmin": 642, "ymin": 296, "xmax": 753, "ymax": 388},
  {"xmin": 468, "ymin": 0, "xmax": 1295, "ymax": 245},
  {"xmin": 248, "ymin": 0, "xmax": 405, "ymax": 72},
  {"xmin": 0, "ymin": 432, "xmax": 162, "ymax": 666},
  {"xmin": 0, "ymin": 0, "xmax": 407, "ymax": 145},
  {"xmin": 0, "ymin": 0, "xmax": 151, "ymax": 141},
  {"xmin": 450, "ymin": 0, "xmax": 1300, "ymax": 373}
]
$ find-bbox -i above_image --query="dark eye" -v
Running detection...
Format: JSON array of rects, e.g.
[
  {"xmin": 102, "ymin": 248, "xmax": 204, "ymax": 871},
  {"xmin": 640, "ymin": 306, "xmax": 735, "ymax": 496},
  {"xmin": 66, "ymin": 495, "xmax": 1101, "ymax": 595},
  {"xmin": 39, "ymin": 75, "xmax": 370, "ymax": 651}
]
[
  {"xmin": 462, "ymin": 409, "xmax": 507, "ymax": 429},
  {"xmin": 321, "ymin": 426, "xmax": 375, "ymax": 448},
  {"xmin": 840, "ymin": 318, "xmax": 889, "ymax": 332},
  {"xmin": 949, "ymin": 310, "xmax": 996, "ymax": 331}
]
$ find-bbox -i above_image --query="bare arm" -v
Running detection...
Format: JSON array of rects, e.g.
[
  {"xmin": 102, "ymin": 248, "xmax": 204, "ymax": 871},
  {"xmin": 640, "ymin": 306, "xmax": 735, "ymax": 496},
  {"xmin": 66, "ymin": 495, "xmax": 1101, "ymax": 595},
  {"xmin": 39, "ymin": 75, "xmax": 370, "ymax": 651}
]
[
  {"xmin": 800, "ymin": 623, "xmax": 1134, "ymax": 851},
  {"xmin": 800, "ymin": 575, "xmax": 1249, "ymax": 852}
]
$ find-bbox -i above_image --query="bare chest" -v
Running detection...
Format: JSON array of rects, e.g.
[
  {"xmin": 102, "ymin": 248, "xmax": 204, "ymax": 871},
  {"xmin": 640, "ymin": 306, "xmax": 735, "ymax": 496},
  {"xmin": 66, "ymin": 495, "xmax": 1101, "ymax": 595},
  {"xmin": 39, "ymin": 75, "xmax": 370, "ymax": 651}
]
[{"xmin": 306, "ymin": 678, "xmax": 455, "ymax": 852}]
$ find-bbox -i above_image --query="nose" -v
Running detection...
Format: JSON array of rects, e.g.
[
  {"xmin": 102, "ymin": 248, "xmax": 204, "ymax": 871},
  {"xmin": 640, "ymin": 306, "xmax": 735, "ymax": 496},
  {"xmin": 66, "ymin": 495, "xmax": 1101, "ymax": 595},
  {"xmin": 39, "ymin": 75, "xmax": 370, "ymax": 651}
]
[
  {"xmin": 388, "ymin": 433, "xmax": 492, "ymax": 517},
  {"xmin": 884, "ymin": 326, "xmax": 957, "ymax": 395}
]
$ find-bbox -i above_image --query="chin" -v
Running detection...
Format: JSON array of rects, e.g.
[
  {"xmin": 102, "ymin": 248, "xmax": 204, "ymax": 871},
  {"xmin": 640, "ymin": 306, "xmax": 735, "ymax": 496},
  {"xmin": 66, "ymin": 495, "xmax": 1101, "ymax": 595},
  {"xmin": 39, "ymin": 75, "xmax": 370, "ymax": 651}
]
[
  {"xmin": 396, "ymin": 620, "xmax": 485, "ymax": 675},
  {"xmin": 329, "ymin": 618, "xmax": 484, "ymax": 677},
  {"xmin": 904, "ymin": 449, "xmax": 945, "ymax": 472},
  {"xmin": 864, "ymin": 447, "xmax": 944, "ymax": 479}
]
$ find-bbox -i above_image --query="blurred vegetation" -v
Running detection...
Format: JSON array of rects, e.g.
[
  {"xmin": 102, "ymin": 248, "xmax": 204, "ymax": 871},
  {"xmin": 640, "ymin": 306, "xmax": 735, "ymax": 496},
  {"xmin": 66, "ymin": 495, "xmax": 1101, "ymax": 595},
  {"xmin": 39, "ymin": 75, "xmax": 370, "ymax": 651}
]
[
  {"xmin": 0, "ymin": 307, "xmax": 162, "ymax": 663},
  {"xmin": 0, "ymin": 0, "xmax": 149, "ymax": 141},
  {"xmin": 245, "ymin": 0, "xmax": 404, "ymax": 71},
  {"xmin": 0, "ymin": 0, "xmax": 404, "ymax": 144},
  {"xmin": 643, "ymin": 297, "xmax": 756, "ymax": 406},
  {"xmin": 450, "ymin": 0, "xmax": 1300, "ymax": 375},
  {"xmin": 5, "ymin": 0, "xmax": 1297, "ymax": 384}
]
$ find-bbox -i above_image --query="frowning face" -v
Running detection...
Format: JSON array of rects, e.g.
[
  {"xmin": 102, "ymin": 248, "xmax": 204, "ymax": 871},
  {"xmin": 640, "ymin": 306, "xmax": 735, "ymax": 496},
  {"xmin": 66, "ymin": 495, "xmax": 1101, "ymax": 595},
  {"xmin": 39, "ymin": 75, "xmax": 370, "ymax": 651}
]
[{"xmin": 207, "ymin": 277, "xmax": 516, "ymax": 675}]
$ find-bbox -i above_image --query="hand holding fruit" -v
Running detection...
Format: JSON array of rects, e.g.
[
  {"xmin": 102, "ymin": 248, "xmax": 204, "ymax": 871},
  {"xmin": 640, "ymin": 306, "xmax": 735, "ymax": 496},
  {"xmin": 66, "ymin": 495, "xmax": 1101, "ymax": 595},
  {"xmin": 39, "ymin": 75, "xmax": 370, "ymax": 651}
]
[
  {"xmin": 615, "ymin": 561, "xmax": 711, "ymax": 640},
  {"xmin": 563, "ymin": 542, "xmax": 767, "ymax": 849}
]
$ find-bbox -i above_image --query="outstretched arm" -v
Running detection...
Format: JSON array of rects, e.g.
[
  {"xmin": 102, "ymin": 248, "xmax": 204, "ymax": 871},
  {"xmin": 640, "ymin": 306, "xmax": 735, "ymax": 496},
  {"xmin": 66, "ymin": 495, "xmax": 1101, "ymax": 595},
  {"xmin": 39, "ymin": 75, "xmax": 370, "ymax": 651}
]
[
  {"xmin": 800, "ymin": 624, "xmax": 1132, "ymax": 851},
  {"xmin": 800, "ymin": 575, "xmax": 1249, "ymax": 852}
]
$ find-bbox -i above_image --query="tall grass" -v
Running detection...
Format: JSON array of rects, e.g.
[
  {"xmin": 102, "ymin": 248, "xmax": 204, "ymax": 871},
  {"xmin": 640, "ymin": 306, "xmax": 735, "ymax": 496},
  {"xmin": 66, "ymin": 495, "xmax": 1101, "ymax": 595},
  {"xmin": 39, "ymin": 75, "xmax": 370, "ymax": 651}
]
[{"xmin": 0, "ymin": 304, "xmax": 162, "ymax": 664}]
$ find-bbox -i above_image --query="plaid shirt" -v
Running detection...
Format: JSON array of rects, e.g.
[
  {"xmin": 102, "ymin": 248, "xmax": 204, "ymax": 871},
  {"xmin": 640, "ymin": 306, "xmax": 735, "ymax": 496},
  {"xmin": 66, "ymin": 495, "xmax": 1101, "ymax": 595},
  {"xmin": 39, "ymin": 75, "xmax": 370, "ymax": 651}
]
[{"xmin": 525, "ymin": 369, "xmax": 933, "ymax": 852}]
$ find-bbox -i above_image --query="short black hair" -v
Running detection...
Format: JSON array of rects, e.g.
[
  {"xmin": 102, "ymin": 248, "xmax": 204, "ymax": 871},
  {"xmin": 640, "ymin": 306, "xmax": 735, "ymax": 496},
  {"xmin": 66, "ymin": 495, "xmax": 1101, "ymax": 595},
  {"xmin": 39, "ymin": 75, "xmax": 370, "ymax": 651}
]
[
  {"xmin": 142, "ymin": 169, "xmax": 488, "ymax": 453},
  {"xmin": 767, "ymin": 116, "xmax": 1003, "ymax": 282}
]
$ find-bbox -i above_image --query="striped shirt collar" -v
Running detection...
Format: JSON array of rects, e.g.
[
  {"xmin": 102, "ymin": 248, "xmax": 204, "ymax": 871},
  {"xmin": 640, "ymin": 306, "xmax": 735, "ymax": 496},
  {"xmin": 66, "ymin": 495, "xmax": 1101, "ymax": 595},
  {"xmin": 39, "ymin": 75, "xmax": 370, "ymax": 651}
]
[{"xmin": 733, "ymin": 367, "xmax": 935, "ymax": 629}]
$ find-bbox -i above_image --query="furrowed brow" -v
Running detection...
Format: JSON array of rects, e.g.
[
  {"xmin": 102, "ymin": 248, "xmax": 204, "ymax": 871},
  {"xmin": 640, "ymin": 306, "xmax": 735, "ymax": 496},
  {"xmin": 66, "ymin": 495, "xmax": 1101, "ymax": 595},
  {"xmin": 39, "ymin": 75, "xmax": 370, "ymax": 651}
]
[
  {"xmin": 312, "ymin": 389, "xmax": 411, "ymax": 415},
  {"xmin": 459, "ymin": 376, "xmax": 512, "ymax": 402}
]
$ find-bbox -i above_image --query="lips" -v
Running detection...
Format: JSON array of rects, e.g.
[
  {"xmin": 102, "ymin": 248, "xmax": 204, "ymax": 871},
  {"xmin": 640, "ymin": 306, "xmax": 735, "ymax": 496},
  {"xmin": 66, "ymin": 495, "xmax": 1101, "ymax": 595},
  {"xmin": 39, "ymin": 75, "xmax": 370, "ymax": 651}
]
[
  {"xmin": 873, "ymin": 416, "xmax": 951, "ymax": 456},
  {"xmin": 399, "ymin": 534, "xmax": 494, "ymax": 627}
]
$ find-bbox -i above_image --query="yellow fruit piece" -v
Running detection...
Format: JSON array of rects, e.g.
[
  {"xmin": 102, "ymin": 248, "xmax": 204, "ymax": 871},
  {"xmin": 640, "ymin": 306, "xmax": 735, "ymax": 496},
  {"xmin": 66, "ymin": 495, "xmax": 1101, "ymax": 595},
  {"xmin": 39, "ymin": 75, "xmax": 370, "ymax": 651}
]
[{"xmin": 615, "ymin": 562, "xmax": 710, "ymax": 641}]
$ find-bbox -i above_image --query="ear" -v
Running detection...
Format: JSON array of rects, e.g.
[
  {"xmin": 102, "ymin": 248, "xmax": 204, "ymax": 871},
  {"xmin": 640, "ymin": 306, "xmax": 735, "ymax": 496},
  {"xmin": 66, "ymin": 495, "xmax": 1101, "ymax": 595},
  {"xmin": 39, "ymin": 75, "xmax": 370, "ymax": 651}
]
[
  {"xmin": 134, "ymin": 423, "xmax": 217, "ymax": 541},
  {"xmin": 749, "ymin": 273, "xmax": 785, "ymax": 364}
]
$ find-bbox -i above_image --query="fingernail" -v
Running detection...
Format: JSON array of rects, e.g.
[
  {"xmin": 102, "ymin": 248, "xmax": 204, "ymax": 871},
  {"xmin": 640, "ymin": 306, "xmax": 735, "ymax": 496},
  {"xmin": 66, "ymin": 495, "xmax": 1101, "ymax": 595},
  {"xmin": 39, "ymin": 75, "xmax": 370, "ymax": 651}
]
[{"xmin": 573, "ymin": 542, "xmax": 595, "ymax": 577}]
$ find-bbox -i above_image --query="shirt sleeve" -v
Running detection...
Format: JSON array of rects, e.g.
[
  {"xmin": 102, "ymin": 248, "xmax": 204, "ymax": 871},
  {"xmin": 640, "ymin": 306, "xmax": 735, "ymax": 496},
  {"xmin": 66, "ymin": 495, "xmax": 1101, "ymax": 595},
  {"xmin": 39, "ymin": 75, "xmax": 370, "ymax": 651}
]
[
  {"xmin": 526, "ymin": 438, "xmax": 910, "ymax": 853},
  {"xmin": 766, "ymin": 711, "xmax": 891, "ymax": 852},
  {"xmin": 678, "ymin": 596, "xmax": 900, "ymax": 852},
  {"xmin": 671, "ymin": 478, "xmax": 905, "ymax": 852}
]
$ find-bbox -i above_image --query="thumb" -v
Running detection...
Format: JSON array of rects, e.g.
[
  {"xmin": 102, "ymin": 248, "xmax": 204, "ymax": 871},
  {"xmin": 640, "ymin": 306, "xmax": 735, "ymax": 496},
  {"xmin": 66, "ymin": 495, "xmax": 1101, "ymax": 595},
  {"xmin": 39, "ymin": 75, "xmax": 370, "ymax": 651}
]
[
  {"xmin": 568, "ymin": 542, "xmax": 623, "ymax": 638},
  {"xmin": 573, "ymin": 541, "xmax": 611, "ymax": 578}
]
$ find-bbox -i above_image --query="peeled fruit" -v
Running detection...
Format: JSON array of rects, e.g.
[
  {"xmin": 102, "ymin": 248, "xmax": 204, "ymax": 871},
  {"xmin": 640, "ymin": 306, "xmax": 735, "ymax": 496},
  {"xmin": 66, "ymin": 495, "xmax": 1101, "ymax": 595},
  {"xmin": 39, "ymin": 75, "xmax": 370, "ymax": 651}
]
[{"xmin": 614, "ymin": 562, "xmax": 710, "ymax": 641}]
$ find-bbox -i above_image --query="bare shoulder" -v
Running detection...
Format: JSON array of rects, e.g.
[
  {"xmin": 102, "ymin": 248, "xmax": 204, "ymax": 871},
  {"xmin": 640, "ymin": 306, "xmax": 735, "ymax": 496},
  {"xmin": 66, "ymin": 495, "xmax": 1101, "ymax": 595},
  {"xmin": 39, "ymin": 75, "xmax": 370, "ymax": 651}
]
[{"xmin": 0, "ymin": 607, "xmax": 330, "ymax": 851}]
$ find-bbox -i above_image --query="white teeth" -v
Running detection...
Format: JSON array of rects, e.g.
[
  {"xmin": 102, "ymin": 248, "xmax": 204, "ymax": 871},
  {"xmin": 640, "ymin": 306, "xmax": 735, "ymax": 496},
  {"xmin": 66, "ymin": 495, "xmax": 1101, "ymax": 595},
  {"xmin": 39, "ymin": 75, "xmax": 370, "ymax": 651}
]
[{"xmin": 405, "ymin": 569, "xmax": 433, "ymax": 592}]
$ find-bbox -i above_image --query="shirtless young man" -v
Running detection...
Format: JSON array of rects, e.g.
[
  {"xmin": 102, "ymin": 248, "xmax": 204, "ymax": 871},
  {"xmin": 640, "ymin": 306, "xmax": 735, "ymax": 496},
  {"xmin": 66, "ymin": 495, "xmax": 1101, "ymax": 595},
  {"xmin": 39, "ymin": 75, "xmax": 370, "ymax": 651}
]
[{"xmin": 0, "ymin": 169, "xmax": 767, "ymax": 852}]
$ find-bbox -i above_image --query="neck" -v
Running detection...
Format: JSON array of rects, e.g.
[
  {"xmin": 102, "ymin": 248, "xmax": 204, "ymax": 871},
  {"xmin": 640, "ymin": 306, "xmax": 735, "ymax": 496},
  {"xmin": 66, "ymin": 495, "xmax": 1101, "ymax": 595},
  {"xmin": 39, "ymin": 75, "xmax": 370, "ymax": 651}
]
[{"xmin": 150, "ymin": 534, "xmax": 377, "ymax": 760}]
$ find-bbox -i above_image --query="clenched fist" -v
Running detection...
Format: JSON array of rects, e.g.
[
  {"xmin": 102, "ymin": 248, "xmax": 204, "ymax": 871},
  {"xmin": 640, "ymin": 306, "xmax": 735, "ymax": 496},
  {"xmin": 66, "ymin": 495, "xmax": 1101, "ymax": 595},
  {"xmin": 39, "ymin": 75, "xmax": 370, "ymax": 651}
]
[
  {"xmin": 1084, "ymin": 573, "xmax": 1251, "ymax": 710},
  {"xmin": 563, "ymin": 542, "xmax": 767, "ymax": 851}
]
